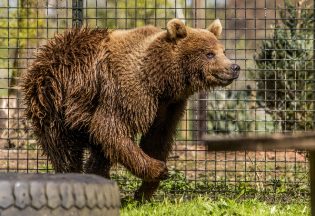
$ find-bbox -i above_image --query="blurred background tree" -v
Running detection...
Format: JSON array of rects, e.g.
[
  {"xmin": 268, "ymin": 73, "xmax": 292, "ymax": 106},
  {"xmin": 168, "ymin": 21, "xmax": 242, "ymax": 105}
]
[
  {"xmin": 2, "ymin": 0, "xmax": 311, "ymax": 145},
  {"xmin": 253, "ymin": 0, "xmax": 314, "ymax": 131},
  {"xmin": 85, "ymin": 0, "xmax": 177, "ymax": 28},
  {"xmin": 0, "ymin": 0, "xmax": 45, "ymax": 96},
  {"xmin": 0, "ymin": 0, "xmax": 46, "ymax": 149}
]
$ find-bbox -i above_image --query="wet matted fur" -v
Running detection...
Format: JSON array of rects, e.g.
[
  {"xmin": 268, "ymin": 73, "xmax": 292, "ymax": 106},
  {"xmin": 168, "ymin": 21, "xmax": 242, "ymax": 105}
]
[{"xmin": 21, "ymin": 19, "xmax": 240, "ymax": 201}]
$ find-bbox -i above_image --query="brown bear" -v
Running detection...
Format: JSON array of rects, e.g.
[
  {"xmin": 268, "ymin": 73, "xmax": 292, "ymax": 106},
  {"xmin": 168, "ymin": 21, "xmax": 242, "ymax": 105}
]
[{"xmin": 22, "ymin": 19, "xmax": 240, "ymax": 201}]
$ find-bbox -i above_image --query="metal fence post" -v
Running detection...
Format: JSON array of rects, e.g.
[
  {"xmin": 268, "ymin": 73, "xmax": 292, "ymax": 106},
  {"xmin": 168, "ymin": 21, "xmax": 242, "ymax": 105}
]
[
  {"xmin": 72, "ymin": 0, "xmax": 83, "ymax": 27},
  {"xmin": 311, "ymin": 151, "xmax": 315, "ymax": 216},
  {"xmin": 312, "ymin": 1, "xmax": 315, "ymax": 215},
  {"xmin": 192, "ymin": 0, "xmax": 207, "ymax": 144}
]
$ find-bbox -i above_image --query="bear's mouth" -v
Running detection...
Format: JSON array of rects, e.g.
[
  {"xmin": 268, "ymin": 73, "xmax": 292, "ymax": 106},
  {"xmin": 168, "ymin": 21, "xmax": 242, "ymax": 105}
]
[{"xmin": 212, "ymin": 73, "xmax": 238, "ymax": 86}]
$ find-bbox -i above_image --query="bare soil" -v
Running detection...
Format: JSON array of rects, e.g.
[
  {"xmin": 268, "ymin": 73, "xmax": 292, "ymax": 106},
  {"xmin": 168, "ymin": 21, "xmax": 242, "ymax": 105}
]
[{"xmin": 0, "ymin": 143, "xmax": 308, "ymax": 186}]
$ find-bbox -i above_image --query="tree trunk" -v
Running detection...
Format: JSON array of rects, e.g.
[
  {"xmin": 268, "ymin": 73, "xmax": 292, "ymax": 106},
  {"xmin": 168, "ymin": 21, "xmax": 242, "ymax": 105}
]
[
  {"xmin": 192, "ymin": 0, "xmax": 207, "ymax": 144},
  {"xmin": 9, "ymin": 0, "xmax": 26, "ymax": 96}
]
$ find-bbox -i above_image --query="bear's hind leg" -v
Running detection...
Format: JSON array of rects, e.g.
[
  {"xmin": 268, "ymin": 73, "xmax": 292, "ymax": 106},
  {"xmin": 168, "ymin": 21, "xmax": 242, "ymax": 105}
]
[
  {"xmin": 134, "ymin": 100, "xmax": 187, "ymax": 201},
  {"xmin": 85, "ymin": 144, "xmax": 112, "ymax": 178},
  {"xmin": 39, "ymin": 129, "xmax": 85, "ymax": 173}
]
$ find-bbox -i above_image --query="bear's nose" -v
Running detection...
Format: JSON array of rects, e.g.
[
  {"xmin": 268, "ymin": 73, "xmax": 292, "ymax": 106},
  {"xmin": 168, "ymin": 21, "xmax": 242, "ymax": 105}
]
[
  {"xmin": 231, "ymin": 64, "xmax": 240, "ymax": 78},
  {"xmin": 231, "ymin": 64, "xmax": 240, "ymax": 72}
]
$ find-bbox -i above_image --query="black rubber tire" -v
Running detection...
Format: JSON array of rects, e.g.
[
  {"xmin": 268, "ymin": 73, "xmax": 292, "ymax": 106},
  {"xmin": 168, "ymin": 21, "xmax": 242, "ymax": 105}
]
[{"xmin": 0, "ymin": 173, "xmax": 120, "ymax": 216}]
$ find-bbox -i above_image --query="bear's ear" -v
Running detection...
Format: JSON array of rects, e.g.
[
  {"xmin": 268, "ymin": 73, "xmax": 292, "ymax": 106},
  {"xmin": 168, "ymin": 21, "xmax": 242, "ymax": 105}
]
[
  {"xmin": 207, "ymin": 19, "xmax": 222, "ymax": 38},
  {"xmin": 166, "ymin": 19, "xmax": 187, "ymax": 40}
]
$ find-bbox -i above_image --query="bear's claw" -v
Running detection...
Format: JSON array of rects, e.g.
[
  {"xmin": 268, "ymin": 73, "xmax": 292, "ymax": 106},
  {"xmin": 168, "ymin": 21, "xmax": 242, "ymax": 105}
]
[{"xmin": 158, "ymin": 168, "xmax": 169, "ymax": 180}]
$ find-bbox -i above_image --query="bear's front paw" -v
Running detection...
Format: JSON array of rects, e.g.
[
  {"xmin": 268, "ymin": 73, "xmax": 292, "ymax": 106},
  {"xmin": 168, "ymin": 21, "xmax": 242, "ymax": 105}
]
[
  {"xmin": 145, "ymin": 160, "xmax": 169, "ymax": 182},
  {"xmin": 157, "ymin": 163, "xmax": 169, "ymax": 180}
]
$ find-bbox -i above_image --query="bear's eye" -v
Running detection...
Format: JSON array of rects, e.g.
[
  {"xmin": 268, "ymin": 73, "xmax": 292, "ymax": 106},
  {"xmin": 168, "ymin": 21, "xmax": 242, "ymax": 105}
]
[{"xmin": 206, "ymin": 52, "xmax": 215, "ymax": 59}]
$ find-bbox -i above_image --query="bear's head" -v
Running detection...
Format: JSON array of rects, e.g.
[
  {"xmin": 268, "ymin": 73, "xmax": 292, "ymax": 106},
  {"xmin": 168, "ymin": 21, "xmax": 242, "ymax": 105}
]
[{"xmin": 166, "ymin": 19, "xmax": 240, "ymax": 92}]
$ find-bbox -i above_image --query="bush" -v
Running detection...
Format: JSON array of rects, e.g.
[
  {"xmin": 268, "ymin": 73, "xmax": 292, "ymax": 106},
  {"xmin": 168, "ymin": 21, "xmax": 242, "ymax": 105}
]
[
  {"xmin": 207, "ymin": 88, "xmax": 276, "ymax": 134},
  {"xmin": 253, "ymin": 0, "xmax": 314, "ymax": 131}
]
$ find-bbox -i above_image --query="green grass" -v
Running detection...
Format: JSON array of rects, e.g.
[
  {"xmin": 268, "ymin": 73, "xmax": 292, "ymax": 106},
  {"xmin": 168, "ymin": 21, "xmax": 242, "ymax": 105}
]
[{"xmin": 121, "ymin": 197, "xmax": 310, "ymax": 216}]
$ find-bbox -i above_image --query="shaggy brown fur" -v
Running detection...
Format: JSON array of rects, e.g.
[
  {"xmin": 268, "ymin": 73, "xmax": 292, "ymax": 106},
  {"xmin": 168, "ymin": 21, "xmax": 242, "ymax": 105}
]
[{"xmin": 22, "ymin": 19, "xmax": 240, "ymax": 201}]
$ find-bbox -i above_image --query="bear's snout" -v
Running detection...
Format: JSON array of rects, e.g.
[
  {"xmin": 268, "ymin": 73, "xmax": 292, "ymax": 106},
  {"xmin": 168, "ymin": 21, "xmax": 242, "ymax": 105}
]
[{"xmin": 230, "ymin": 64, "xmax": 240, "ymax": 79}]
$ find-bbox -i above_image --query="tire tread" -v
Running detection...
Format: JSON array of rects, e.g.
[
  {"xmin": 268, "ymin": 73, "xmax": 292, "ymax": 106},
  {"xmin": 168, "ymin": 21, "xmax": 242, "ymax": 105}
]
[{"xmin": 0, "ymin": 173, "xmax": 120, "ymax": 216}]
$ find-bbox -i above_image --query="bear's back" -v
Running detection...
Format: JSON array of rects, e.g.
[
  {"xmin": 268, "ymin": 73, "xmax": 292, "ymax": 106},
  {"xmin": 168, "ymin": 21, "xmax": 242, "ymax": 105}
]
[
  {"xmin": 108, "ymin": 26, "xmax": 162, "ymax": 58},
  {"xmin": 22, "ymin": 28, "xmax": 110, "ymax": 130}
]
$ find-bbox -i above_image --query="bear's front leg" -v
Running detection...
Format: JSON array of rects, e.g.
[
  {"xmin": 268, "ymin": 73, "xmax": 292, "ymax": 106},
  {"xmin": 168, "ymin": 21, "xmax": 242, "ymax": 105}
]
[
  {"xmin": 90, "ymin": 112, "xmax": 168, "ymax": 182},
  {"xmin": 116, "ymin": 137, "xmax": 169, "ymax": 181}
]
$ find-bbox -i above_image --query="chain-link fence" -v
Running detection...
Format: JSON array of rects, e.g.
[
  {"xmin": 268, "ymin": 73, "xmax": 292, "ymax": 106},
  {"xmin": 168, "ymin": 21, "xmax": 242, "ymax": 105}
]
[{"xmin": 0, "ymin": 0, "xmax": 313, "ymax": 201}]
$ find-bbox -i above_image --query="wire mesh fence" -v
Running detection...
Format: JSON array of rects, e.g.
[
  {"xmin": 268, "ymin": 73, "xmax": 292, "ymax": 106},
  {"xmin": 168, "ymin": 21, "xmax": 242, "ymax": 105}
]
[{"xmin": 0, "ymin": 0, "xmax": 313, "ymax": 201}]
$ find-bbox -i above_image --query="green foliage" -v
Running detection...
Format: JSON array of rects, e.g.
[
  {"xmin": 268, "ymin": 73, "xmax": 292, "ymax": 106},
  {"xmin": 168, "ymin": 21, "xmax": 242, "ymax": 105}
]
[
  {"xmin": 160, "ymin": 170, "xmax": 193, "ymax": 192},
  {"xmin": 86, "ymin": 0, "xmax": 217, "ymax": 29},
  {"xmin": 0, "ymin": 1, "xmax": 44, "ymax": 48},
  {"xmin": 121, "ymin": 196, "xmax": 310, "ymax": 216},
  {"xmin": 113, "ymin": 169, "xmax": 308, "ymax": 203},
  {"xmin": 207, "ymin": 89, "xmax": 276, "ymax": 134},
  {"xmin": 253, "ymin": 0, "xmax": 314, "ymax": 131},
  {"xmin": 111, "ymin": 170, "xmax": 141, "ymax": 192},
  {"xmin": 0, "ymin": 0, "xmax": 45, "ymax": 92},
  {"xmin": 86, "ymin": 0, "xmax": 175, "ymax": 29},
  {"xmin": 38, "ymin": 163, "xmax": 54, "ymax": 174}
]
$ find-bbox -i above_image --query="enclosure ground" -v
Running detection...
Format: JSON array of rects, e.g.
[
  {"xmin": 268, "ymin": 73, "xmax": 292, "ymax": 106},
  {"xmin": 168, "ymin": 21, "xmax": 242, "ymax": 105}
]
[
  {"xmin": 0, "ymin": 143, "xmax": 307, "ymax": 173},
  {"xmin": 0, "ymin": 144, "xmax": 308, "ymax": 201},
  {"xmin": 121, "ymin": 197, "xmax": 310, "ymax": 216}
]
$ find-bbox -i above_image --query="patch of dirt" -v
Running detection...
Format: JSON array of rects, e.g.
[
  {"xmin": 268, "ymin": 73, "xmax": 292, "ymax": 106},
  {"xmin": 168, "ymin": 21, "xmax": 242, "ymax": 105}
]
[
  {"xmin": 168, "ymin": 143, "xmax": 308, "ymax": 181},
  {"xmin": 0, "ymin": 149, "xmax": 53, "ymax": 173},
  {"xmin": 0, "ymin": 142, "xmax": 308, "ymax": 188}
]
